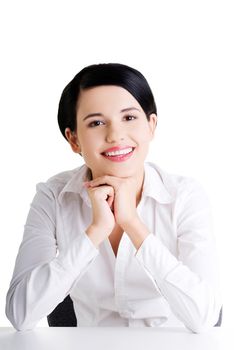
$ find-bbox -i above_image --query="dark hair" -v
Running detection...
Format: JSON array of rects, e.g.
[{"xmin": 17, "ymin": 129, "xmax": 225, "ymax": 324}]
[{"xmin": 57, "ymin": 63, "xmax": 157, "ymax": 141}]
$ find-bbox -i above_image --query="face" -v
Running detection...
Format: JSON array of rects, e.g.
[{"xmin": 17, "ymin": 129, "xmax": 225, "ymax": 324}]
[{"xmin": 65, "ymin": 85, "xmax": 157, "ymax": 180}]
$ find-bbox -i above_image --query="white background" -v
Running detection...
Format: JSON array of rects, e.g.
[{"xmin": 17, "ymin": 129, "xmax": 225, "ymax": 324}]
[{"xmin": 0, "ymin": 0, "xmax": 233, "ymax": 328}]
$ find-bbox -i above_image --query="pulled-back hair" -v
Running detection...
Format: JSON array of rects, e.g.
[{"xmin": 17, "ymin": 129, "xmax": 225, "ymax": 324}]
[{"xmin": 57, "ymin": 63, "xmax": 157, "ymax": 141}]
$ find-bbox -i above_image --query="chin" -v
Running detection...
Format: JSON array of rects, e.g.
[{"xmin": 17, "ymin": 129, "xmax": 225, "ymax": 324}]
[
  {"xmin": 89, "ymin": 159, "xmax": 143, "ymax": 179},
  {"xmin": 105, "ymin": 167, "xmax": 138, "ymax": 178}
]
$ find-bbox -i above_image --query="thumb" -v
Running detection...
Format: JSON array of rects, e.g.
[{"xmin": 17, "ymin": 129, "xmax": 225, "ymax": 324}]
[{"xmin": 107, "ymin": 194, "xmax": 114, "ymax": 209}]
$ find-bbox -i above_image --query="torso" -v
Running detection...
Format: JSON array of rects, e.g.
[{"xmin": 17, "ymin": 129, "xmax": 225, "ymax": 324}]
[{"xmin": 108, "ymin": 224, "xmax": 124, "ymax": 257}]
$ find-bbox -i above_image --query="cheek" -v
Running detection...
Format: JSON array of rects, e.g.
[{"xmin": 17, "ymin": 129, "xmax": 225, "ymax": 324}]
[
  {"xmin": 82, "ymin": 141, "xmax": 102, "ymax": 160},
  {"xmin": 80, "ymin": 135, "xmax": 96, "ymax": 152},
  {"xmin": 137, "ymin": 130, "xmax": 151, "ymax": 145}
]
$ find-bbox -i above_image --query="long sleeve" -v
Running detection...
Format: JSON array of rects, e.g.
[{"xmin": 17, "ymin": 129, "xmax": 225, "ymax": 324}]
[
  {"xmin": 5, "ymin": 182, "xmax": 99, "ymax": 331},
  {"xmin": 135, "ymin": 179, "xmax": 222, "ymax": 333}
]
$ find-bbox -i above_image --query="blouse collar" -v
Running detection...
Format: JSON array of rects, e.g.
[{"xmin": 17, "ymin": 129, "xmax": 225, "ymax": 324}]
[{"xmin": 58, "ymin": 161, "xmax": 175, "ymax": 206}]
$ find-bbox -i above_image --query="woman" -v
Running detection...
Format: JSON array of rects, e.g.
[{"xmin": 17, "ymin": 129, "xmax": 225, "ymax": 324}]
[{"xmin": 6, "ymin": 63, "xmax": 222, "ymax": 332}]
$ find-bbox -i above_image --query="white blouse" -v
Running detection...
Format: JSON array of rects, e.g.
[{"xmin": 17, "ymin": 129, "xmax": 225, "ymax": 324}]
[{"xmin": 5, "ymin": 161, "xmax": 222, "ymax": 332}]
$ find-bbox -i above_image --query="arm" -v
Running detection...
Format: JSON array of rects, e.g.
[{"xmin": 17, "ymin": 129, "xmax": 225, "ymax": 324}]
[
  {"xmin": 5, "ymin": 182, "xmax": 99, "ymax": 331},
  {"xmin": 125, "ymin": 179, "xmax": 222, "ymax": 333}
]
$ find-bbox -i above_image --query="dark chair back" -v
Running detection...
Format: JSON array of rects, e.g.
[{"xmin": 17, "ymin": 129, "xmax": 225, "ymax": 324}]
[
  {"xmin": 47, "ymin": 295, "xmax": 77, "ymax": 327},
  {"xmin": 214, "ymin": 307, "xmax": 222, "ymax": 327},
  {"xmin": 47, "ymin": 295, "xmax": 222, "ymax": 327}
]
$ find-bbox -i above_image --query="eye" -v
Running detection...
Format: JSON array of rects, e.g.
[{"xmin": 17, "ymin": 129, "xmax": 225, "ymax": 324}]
[
  {"xmin": 124, "ymin": 115, "xmax": 137, "ymax": 121},
  {"xmin": 87, "ymin": 115, "xmax": 137, "ymax": 128},
  {"xmin": 88, "ymin": 120, "xmax": 105, "ymax": 128}
]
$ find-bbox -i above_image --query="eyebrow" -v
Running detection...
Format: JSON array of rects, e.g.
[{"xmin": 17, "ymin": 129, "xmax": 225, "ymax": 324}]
[{"xmin": 82, "ymin": 107, "xmax": 141, "ymax": 121}]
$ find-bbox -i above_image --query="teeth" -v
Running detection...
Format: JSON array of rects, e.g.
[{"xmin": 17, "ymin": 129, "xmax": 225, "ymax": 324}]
[{"xmin": 104, "ymin": 147, "xmax": 133, "ymax": 156}]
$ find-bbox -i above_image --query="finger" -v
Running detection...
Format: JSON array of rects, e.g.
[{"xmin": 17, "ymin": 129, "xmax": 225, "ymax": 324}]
[
  {"xmin": 83, "ymin": 182, "xmax": 92, "ymax": 188},
  {"xmin": 86, "ymin": 176, "xmax": 116, "ymax": 187},
  {"xmin": 107, "ymin": 194, "xmax": 114, "ymax": 208},
  {"xmin": 89, "ymin": 184, "xmax": 114, "ymax": 200}
]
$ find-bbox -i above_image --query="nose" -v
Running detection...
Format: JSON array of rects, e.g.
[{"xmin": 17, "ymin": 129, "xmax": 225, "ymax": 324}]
[{"xmin": 105, "ymin": 123, "xmax": 125, "ymax": 143}]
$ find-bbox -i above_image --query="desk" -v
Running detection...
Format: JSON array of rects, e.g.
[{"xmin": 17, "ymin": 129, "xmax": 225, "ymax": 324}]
[{"xmin": 0, "ymin": 327, "xmax": 232, "ymax": 350}]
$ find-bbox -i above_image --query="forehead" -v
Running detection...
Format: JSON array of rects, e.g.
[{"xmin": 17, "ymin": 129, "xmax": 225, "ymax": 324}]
[{"xmin": 76, "ymin": 85, "xmax": 143, "ymax": 116}]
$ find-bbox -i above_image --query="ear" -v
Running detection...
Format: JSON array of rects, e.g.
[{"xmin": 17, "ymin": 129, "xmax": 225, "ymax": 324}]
[
  {"xmin": 65, "ymin": 128, "xmax": 82, "ymax": 154},
  {"xmin": 148, "ymin": 113, "xmax": 157, "ymax": 139}
]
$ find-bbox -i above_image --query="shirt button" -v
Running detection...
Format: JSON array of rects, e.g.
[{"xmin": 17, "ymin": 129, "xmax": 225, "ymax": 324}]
[{"xmin": 120, "ymin": 310, "xmax": 132, "ymax": 318}]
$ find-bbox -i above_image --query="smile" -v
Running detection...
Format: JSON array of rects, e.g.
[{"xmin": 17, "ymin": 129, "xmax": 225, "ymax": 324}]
[{"xmin": 101, "ymin": 147, "xmax": 135, "ymax": 162}]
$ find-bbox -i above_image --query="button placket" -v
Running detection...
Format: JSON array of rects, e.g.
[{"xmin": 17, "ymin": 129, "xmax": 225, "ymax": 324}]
[
  {"xmin": 114, "ymin": 197, "xmax": 147, "ymax": 319},
  {"xmin": 114, "ymin": 232, "xmax": 133, "ymax": 317}
]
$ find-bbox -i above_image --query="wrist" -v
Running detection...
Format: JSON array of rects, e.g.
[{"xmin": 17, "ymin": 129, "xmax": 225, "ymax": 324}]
[
  {"xmin": 122, "ymin": 218, "xmax": 150, "ymax": 250},
  {"xmin": 85, "ymin": 225, "xmax": 112, "ymax": 247},
  {"xmin": 85, "ymin": 225, "xmax": 102, "ymax": 248},
  {"xmin": 121, "ymin": 216, "xmax": 143, "ymax": 232}
]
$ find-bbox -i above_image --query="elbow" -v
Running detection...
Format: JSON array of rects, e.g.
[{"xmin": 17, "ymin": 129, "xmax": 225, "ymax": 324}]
[
  {"xmin": 186, "ymin": 305, "xmax": 223, "ymax": 334},
  {"xmin": 188, "ymin": 322, "xmax": 212, "ymax": 334},
  {"xmin": 15, "ymin": 323, "xmax": 36, "ymax": 332},
  {"xmin": 5, "ymin": 289, "xmax": 36, "ymax": 332},
  {"xmin": 11, "ymin": 322, "xmax": 35, "ymax": 332},
  {"xmin": 6, "ymin": 307, "xmax": 36, "ymax": 332},
  {"xmin": 185, "ymin": 316, "xmax": 215, "ymax": 334}
]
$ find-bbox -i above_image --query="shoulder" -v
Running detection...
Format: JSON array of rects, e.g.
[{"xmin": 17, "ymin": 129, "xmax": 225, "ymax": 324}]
[
  {"xmin": 35, "ymin": 164, "xmax": 87, "ymax": 199},
  {"xmin": 46, "ymin": 167, "xmax": 81, "ymax": 186},
  {"xmin": 145, "ymin": 161, "xmax": 210, "ymax": 204}
]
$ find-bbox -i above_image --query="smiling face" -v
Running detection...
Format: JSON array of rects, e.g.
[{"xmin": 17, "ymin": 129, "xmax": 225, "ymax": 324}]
[{"xmin": 65, "ymin": 85, "xmax": 157, "ymax": 180}]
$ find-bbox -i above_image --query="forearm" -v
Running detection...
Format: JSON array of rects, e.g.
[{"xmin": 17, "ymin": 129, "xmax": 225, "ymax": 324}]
[
  {"xmin": 134, "ymin": 234, "xmax": 222, "ymax": 333},
  {"xmin": 6, "ymin": 233, "xmax": 99, "ymax": 331},
  {"xmin": 6, "ymin": 260, "xmax": 74, "ymax": 331},
  {"xmin": 122, "ymin": 218, "xmax": 150, "ymax": 250}
]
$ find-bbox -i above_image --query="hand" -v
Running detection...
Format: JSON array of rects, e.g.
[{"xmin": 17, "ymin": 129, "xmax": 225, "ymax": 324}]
[
  {"xmin": 84, "ymin": 183, "xmax": 116, "ymax": 246},
  {"xmin": 84, "ymin": 175, "xmax": 140, "ymax": 231}
]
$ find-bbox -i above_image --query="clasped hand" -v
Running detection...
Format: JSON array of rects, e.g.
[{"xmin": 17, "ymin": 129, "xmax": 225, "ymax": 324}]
[{"xmin": 83, "ymin": 175, "xmax": 140, "ymax": 231}]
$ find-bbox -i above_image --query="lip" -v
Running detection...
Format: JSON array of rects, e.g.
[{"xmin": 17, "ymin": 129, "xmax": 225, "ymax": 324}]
[
  {"xmin": 101, "ymin": 145, "xmax": 135, "ymax": 154},
  {"xmin": 101, "ymin": 147, "xmax": 135, "ymax": 162}
]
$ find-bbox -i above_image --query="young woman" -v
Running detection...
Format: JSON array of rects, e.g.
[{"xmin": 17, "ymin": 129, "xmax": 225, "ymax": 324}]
[{"xmin": 6, "ymin": 63, "xmax": 222, "ymax": 332}]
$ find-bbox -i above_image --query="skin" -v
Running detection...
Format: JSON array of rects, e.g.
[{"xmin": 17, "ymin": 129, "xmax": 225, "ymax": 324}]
[{"xmin": 65, "ymin": 85, "xmax": 157, "ymax": 251}]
